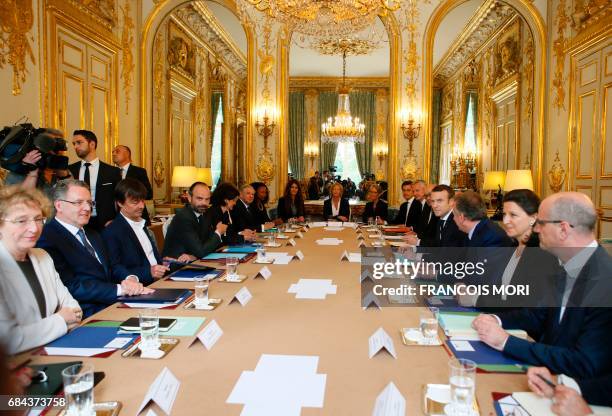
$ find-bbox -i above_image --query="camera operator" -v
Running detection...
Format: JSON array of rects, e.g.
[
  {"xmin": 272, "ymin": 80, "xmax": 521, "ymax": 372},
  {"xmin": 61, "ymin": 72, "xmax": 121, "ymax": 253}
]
[{"xmin": 3, "ymin": 129, "xmax": 71, "ymax": 197}]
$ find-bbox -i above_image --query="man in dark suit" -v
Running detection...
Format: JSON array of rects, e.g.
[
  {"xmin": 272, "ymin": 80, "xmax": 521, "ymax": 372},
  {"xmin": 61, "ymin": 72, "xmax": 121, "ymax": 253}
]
[
  {"xmin": 162, "ymin": 182, "xmax": 227, "ymax": 259},
  {"xmin": 406, "ymin": 180, "xmax": 431, "ymax": 234},
  {"xmin": 112, "ymin": 145, "xmax": 153, "ymax": 225},
  {"xmin": 68, "ymin": 130, "xmax": 121, "ymax": 230},
  {"xmin": 102, "ymin": 179, "xmax": 168, "ymax": 286},
  {"xmin": 37, "ymin": 180, "xmax": 152, "ymax": 317},
  {"xmin": 233, "ymin": 184, "xmax": 259, "ymax": 233},
  {"xmin": 390, "ymin": 181, "xmax": 414, "ymax": 225},
  {"xmin": 472, "ymin": 192, "xmax": 612, "ymax": 379}
]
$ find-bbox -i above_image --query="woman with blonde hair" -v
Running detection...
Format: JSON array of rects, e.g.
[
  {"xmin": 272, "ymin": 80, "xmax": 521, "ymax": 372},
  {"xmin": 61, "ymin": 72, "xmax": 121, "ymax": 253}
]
[
  {"xmin": 0, "ymin": 186, "xmax": 81, "ymax": 354},
  {"xmin": 362, "ymin": 183, "xmax": 388, "ymax": 224},
  {"xmin": 323, "ymin": 183, "xmax": 350, "ymax": 222}
]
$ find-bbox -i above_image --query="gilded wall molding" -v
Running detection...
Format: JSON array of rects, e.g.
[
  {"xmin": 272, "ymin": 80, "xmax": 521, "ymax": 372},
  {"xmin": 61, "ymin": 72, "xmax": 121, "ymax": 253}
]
[
  {"xmin": 0, "ymin": 0, "xmax": 36, "ymax": 95},
  {"xmin": 552, "ymin": 0, "xmax": 569, "ymax": 111},
  {"xmin": 153, "ymin": 29, "xmax": 165, "ymax": 125},
  {"xmin": 523, "ymin": 36, "xmax": 534, "ymax": 122},
  {"xmin": 120, "ymin": 0, "xmax": 134, "ymax": 114},
  {"xmin": 289, "ymin": 77, "xmax": 389, "ymax": 90},
  {"xmin": 402, "ymin": 0, "xmax": 420, "ymax": 104},
  {"xmin": 68, "ymin": 0, "xmax": 116, "ymax": 30}
]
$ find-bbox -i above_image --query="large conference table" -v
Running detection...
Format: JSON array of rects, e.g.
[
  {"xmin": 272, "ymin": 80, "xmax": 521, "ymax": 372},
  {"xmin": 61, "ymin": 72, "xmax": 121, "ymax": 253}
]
[{"xmin": 29, "ymin": 226, "xmax": 527, "ymax": 415}]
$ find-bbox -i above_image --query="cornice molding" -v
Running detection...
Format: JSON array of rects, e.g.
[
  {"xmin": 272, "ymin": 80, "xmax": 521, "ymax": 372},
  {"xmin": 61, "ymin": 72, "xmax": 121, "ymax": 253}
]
[{"xmin": 289, "ymin": 76, "xmax": 389, "ymax": 90}]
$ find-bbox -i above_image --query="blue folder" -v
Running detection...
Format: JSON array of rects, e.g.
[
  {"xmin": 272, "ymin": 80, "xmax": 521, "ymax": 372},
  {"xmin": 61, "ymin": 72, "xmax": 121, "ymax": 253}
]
[
  {"xmin": 170, "ymin": 268, "xmax": 224, "ymax": 279},
  {"xmin": 426, "ymin": 296, "xmax": 478, "ymax": 313},
  {"xmin": 446, "ymin": 340, "xmax": 526, "ymax": 366},
  {"xmin": 46, "ymin": 326, "xmax": 137, "ymax": 349},
  {"xmin": 117, "ymin": 288, "xmax": 191, "ymax": 303},
  {"xmin": 223, "ymin": 245, "xmax": 257, "ymax": 253},
  {"xmin": 202, "ymin": 252, "xmax": 248, "ymax": 260}
]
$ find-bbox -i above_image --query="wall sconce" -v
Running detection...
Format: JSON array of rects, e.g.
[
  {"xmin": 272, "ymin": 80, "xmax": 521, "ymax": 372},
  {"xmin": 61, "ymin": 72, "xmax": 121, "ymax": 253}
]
[
  {"xmin": 255, "ymin": 105, "xmax": 277, "ymax": 150},
  {"xmin": 400, "ymin": 108, "xmax": 421, "ymax": 156},
  {"xmin": 373, "ymin": 141, "xmax": 388, "ymax": 168},
  {"xmin": 304, "ymin": 142, "xmax": 319, "ymax": 168}
]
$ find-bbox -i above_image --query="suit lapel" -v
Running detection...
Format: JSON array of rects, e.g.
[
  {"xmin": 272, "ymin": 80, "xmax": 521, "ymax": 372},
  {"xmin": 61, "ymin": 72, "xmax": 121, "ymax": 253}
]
[
  {"xmin": 84, "ymin": 229, "xmax": 109, "ymax": 275},
  {"xmin": 119, "ymin": 215, "xmax": 149, "ymax": 260},
  {"xmin": 0, "ymin": 241, "xmax": 41, "ymax": 317}
]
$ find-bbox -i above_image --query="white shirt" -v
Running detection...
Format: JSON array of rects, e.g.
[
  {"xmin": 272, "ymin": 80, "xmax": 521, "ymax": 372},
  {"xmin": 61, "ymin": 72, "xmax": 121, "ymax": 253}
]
[
  {"xmin": 122, "ymin": 213, "xmax": 157, "ymax": 266},
  {"xmin": 331, "ymin": 198, "xmax": 341, "ymax": 217},
  {"xmin": 55, "ymin": 217, "xmax": 123, "ymax": 296},
  {"xmin": 404, "ymin": 197, "xmax": 415, "ymax": 224},
  {"xmin": 78, "ymin": 158, "xmax": 99, "ymax": 216},
  {"xmin": 119, "ymin": 163, "xmax": 130, "ymax": 179},
  {"xmin": 467, "ymin": 221, "xmax": 480, "ymax": 240},
  {"xmin": 559, "ymin": 240, "xmax": 598, "ymax": 321}
]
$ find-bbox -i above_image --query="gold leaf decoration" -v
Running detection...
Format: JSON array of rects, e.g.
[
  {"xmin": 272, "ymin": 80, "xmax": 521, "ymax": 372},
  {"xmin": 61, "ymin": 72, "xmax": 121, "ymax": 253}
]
[
  {"xmin": 0, "ymin": 0, "xmax": 35, "ymax": 95},
  {"xmin": 153, "ymin": 152, "xmax": 165, "ymax": 187},
  {"xmin": 552, "ymin": 0, "xmax": 568, "ymax": 111},
  {"xmin": 548, "ymin": 150, "xmax": 566, "ymax": 193},
  {"xmin": 255, "ymin": 149, "xmax": 275, "ymax": 184},
  {"xmin": 153, "ymin": 31, "xmax": 165, "ymax": 125},
  {"xmin": 523, "ymin": 37, "xmax": 534, "ymax": 122},
  {"xmin": 403, "ymin": 0, "xmax": 420, "ymax": 104},
  {"xmin": 120, "ymin": 0, "xmax": 134, "ymax": 114}
]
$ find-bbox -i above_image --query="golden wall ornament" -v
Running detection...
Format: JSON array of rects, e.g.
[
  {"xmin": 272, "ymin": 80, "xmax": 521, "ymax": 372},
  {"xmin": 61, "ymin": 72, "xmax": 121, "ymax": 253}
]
[
  {"xmin": 494, "ymin": 21, "xmax": 520, "ymax": 85},
  {"xmin": 153, "ymin": 152, "xmax": 165, "ymax": 187},
  {"xmin": 552, "ymin": 0, "xmax": 568, "ymax": 111},
  {"xmin": 167, "ymin": 35, "xmax": 195, "ymax": 79},
  {"xmin": 71, "ymin": 0, "xmax": 116, "ymax": 29},
  {"xmin": 548, "ymin": 150, "xmax": 566, "ymax": 193},
  {"xmin": 0, "ymin": 0, "xmax": 35, "ymax": 96},
  {"xmin": 523, "ymin": 36, "xmax": 534, "ymax": 122},
  {"xmin": 400, "ymin": 154, "xmax": 419, "ymax": 180},
  {"xmin": 153, "ymin": 30, "xmax": 165, "ymax": 125},
  {"xmin": 255, "ymin": 149, "xmax": 275, "ymax": 184},
  {"xmin": 120, "ymin": 0, "xmax": 134, "ymax": 114},
  {"xmin": 403, "ymin": 0, "xmax": 420, "ymax": 104},
  {"xmin": 195, "ymin": 48, "xmax": 207, "ymax": 141}
]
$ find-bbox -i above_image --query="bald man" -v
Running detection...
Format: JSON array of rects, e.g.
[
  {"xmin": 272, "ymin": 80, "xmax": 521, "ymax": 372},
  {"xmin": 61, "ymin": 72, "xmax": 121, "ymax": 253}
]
[
  {"xmin": 472, "ymin": 192, "xmax": 612, "ymax": 379},
  {"xmin": 112, "ymin": 145, "xmax": 153, "ymax": 199}
]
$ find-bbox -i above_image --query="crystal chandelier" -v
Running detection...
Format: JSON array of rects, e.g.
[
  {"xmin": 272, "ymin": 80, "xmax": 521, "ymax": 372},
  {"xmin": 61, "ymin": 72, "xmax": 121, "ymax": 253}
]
[
  {"xmin": 321, "ymin": 52, "xmax": 365, "ymax": 144},
  {"xmin": 244, "ymin": 0, "xmax": 400, "ymax": 38}
]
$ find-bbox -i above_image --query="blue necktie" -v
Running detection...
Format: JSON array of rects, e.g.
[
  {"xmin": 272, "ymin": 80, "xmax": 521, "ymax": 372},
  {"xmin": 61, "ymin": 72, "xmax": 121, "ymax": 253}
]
[{"xmin": 77, "ymin": 228, "xmax": 97, "ymax": 260}]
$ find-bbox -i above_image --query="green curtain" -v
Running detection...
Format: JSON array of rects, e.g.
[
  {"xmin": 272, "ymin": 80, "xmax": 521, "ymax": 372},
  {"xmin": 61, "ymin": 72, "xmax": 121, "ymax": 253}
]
[
  {"xmin": 288, "ymin": 92, "xmax": 306, "ymax": 179},
  {"xmin": 430, "ymin": 89, "xmax": 442, "ymax": 183},
  {"xmin": 210, "ymin": 93, "xmax": 222, "ymax": 167},
  {"xmin": 318, "ymin": 91, "xmax": 339, "ymax": 172},
  {"xmin": 349, "ymin": 91, "xmax": 376, "ymax": 177}
]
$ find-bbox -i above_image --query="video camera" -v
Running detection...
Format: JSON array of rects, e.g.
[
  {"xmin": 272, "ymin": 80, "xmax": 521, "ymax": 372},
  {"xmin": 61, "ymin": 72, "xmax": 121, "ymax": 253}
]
[{"xmin": 0, "ymin": 123, "xmax": 68, "ymax": 174}]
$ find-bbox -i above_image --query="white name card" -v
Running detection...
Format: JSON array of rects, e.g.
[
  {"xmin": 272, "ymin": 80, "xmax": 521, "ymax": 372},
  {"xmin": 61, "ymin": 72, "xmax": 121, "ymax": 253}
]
[
  {"xmin": 358, "ymin": 240, "xmax": 366, "ymax": 248},
  {"xmin": 368, "ymin": 327, "xmax": 397, "ymax": 359},
  {"xmin": 340, "ymin": 251, "xmax": 362, "ymax": 262},
  {"xmin": 295, "ymin": 250, "xmax": 304, "ymax": 261},
  {"xmin": 190, "ymin": 319, "xmax": 223, "ymax": 351},
  {"xmin": 372, "ymin": 382, "xmax": 406, "ymax": 416},
  {"xmin": 254, "ymin": 266, "xmax": 272, "ymax": 280},
  {"xmin": 230, "ymin": 287, "xmax": 252, "ymax": 306},
  {"xmin": 362, "ymin": 291, "xmax": 382, "ymax": 310},
  {"xmin": 136, "ymin": 367, "xmax": 180, "ymax": 415},
  {"xmin": 287, "ymin": 238, "xmax": 297, "ymax": 246},
  {"xmin": 296, "ymin": 231, "xmax": 304, "ymax": 238}
]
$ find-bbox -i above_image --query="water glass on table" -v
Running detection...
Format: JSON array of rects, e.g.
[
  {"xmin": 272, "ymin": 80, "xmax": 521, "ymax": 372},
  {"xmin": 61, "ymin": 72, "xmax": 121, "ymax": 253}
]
[
  {"xmin": 194, "ymin": 275, "xmax": 210, "ymax": 306},
  {"xmin": 226, "ymin": 256, "xmax": 239, "ymax": 280},
  {"xmin": 139, "ymin": 308, "xmax": 160, "ymax": 351},
  {"xmin": 267, "ymin": 232, "xmax": 276, "ymax": 246},
  {"xmin": 448, "ymin": 358, "xmax": 477, "ymax": 416},
  {"xmin": 255, "ymin": 243, "xmax": 267, "ymax": 262},
  {"xmin": 367, "ymin": 217, "xmax": 375, "ymax": 227},
  {"xmin": 420, "ymin": 307, "xmax": 439, "ymax": 344},
  {"xmin": 62, "ymin": 363, "xmax": 95, "ymax": 416}
]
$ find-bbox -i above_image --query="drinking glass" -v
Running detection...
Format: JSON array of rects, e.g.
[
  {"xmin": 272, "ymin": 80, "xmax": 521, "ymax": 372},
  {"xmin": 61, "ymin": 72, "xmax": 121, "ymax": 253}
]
[
  {"xmin": 420, "ymin": 307, "xmax": 439, "ymax": 344},
  {"xmin": 255, "ymin": 243, "xmax": 266, "ymax": 262},
  {"xmin": 267, "ymin": 232, "xmax": 276, "ymax": 246},
  {"xmin": 448, "ymin": 358, "xmax": 477, "ymax": 416},
  {"xmin": 139, "ymin": 308, "xmax": 160, "ymax": 351},
  {"xmin": 62, "ymin": 363, "xmax": 94, "ymax": 416},
  {"xmin": 368, "ymin": 217, "xmax": 375, "ymax": 227},
  {"xmin": 226, "ymin": 256, "xmax": 239, "ymax": 280},
  {"xmin": 194, "ymin": 275, "xmax": 209, "ymax": 306}
]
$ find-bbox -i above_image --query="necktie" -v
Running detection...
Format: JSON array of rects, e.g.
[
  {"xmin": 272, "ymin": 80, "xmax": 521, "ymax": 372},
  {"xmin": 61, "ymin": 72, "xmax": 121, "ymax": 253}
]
[
  {"xmin": 404, "ymin": 201, "xmax": 410, "ymax": 226},
  {"xmin": 83, "ymin": 162, "xmax": 91, "ymax": 187},
  {"xmin": 77, "ymin": 228, "xmax": 97, "ymax": 259},
  {"xmin": 121, "ymin": 167, "xmax": 126, "ymax": 179},
  {"xmin": 439, "ymin": 220, "xmax": 446, "ymax": 241}
]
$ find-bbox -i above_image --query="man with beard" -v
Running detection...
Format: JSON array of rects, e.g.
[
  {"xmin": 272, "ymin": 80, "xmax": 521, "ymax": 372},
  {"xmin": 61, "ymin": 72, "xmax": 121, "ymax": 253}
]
[
  {"xmin": 68, "ymin": 130, "xmax": 121, "ymax": 230},
  {"xmin": 162, "ymin": 182, "xmax": 227, "ymax": 259}
]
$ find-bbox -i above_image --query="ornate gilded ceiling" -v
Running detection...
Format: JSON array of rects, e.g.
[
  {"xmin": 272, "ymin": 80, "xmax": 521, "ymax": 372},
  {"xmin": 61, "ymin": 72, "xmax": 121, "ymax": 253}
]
[{"xmin": 433, "ymin": 0, "xmax": 516, "ymax": 84}]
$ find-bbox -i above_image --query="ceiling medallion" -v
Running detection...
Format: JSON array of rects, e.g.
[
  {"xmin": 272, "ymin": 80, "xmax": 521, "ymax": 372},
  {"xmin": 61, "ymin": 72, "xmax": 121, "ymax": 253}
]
[
  {"xmin": 244, "ymin": 0, "xmax": 399, "ymax": 37},
  {"xmin": 311, "ymin": 37, "xmax": 379, "ymax": 56},
  {"xmin": 321, "ymin": 51, "xmax": 365, "ymax": 145}
]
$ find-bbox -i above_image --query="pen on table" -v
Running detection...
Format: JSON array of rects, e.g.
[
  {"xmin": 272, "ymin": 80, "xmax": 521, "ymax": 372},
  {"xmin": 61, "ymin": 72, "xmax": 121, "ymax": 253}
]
[{"xmin": 516, "ymin": 364, "xmax": 557, "ymax": 388}]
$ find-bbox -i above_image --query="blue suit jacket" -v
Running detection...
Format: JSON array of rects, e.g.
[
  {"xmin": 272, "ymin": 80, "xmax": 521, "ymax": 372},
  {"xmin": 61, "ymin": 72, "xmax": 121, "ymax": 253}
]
[
  {"xmin": 499, "ymin": 246, "xmax": 612, "ymax": 379},
  {"xmin": 102, "ymin": 214, "xmax": 161, "ymax": 285},
  {"xmin": 37, "ymin": 219, "xmax": 121, "ymax": 317}
]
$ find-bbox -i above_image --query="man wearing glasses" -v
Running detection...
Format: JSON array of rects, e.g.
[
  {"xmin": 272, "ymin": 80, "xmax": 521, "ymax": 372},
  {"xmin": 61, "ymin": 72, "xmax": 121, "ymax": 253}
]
[
  {"xmin": 38, "ymin": 180, "xmax": 153, "ymax": 317},
  {"xmin": 472, "ymin": 192, "xmax": 612, "ymax": 380}
]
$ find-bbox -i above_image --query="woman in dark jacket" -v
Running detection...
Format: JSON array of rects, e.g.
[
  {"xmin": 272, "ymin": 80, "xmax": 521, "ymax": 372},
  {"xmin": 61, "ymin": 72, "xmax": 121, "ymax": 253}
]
[
  {"xmin": 323, "ymin": 182, "xmax": 350, "ymax": 221},
  {"xmin": 362, "ymin": 183, "xmax": 388, "ymax": 224},
  {"xmin": 475, "ymin": 189, "xmax": 562, "ymax": 310},
  {"xmin": 205, "ymin": 182, "xmax": 255, "ymax": 244},
  {"xmin": 276, "ymin": 179, "xmax": 305, "ymax": 222},
  {"xmin": 250, "ymin": 182, "xmax": 275, "ymax": 227}
]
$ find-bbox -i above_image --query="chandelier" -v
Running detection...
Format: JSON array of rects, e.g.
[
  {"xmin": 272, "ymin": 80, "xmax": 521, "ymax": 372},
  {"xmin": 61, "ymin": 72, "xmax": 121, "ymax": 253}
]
[
  {"xmin": 321, "ymin": 52, "xmax": 365, "ymax": 144},
  {"xmin": 244, "ymin": 0, "xmax": 400, "ymax": 37}
]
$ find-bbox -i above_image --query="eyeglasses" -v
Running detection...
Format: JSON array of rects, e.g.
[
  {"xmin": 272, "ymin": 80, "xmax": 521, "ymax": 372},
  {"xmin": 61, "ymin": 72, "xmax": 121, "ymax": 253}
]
[
  {"xmin": 534, "ymin": 219, "xmax": 574, "ymax": 228},
  {"xmin": 2, "ymin": 217, "xmax": 47, "ymax": 226},
  {"xmin": 59, "ymin": 199, "xmax": 96, "ymax": 208}
]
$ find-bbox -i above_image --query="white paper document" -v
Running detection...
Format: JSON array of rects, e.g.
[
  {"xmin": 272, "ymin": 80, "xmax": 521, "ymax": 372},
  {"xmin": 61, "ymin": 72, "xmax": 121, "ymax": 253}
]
[
  {"xmin": 309, "ymin": 222, "xmax": 327, "ymax": 228},
  {"xmin": 43, "ymin": 347, "xmax": 114, "ymax": 357},
  {"xmin": 273, "ymin": 256, "xmax": 293, "ymax": 265},
  {"xmin": 191, "ymin": 319, "xmax": 223, "ymax": 350},
  {"xmin": 254, "ymin": 266, "xmax": 272, "ymax": 280},
  {"xmin": 316, "ymin": 238, "xmax": 343, "ymax": 246},
  {"xmin": 450, "ymin": 340, "xmax": 475, "ymax": 352},
  {"xmin": 103, "ymin": 337, "xmax": 133, "ymax": 349},
  {"xmin": 227, "ymin": 354, "xmax": 327, "ymax": 416},
  {"xmin": 288, "ymin": 279, "xmax": 337, "ymax": 299},
  {"xmin": 231, "ymin": 287, "xmax": 253, "ymax": 306},
  {"xmin": 137, "ymin": 367, "xmax": 180, "ymax": 415},
  {"xmin": 372, "ymin": 382, "xmax": 405, "ymax": 416},
  {"xmin": 368, "ymin": 327, "xmax": 397, "ymax": 359}
]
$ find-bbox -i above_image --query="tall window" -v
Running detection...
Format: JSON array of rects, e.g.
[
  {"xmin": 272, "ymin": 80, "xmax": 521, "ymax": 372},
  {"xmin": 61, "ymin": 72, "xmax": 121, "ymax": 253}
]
[
  {"xmin": 333, "ymin": 142, "xmax": 361, "ymax": 183},
  {"xmin": 211, "ymin": 96, "xmax": 223, "ymax": 187},
  {"xmin": 464, "ymin": 93, "xmax": 477, "ymax": 152}
]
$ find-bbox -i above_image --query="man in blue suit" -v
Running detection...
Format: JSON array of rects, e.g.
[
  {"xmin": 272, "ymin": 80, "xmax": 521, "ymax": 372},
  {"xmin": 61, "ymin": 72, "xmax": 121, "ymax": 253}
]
[
  {"xmin": 472, "ymin": 192, "xmax": 612, "ymax": 379},
  {"xmin": 38, "ymin": 180, "xmax": 152, "ymax": 317},
  {"xmin": 102, "ymin": 178, "xmax": 169, "ymax": 285}
]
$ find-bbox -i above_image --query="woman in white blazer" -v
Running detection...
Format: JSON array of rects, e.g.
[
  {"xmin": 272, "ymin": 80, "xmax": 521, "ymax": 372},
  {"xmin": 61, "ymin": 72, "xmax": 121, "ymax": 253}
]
[{"xmin": 0, "ymin": 186, "xmax": 82, "ymax": 354}]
